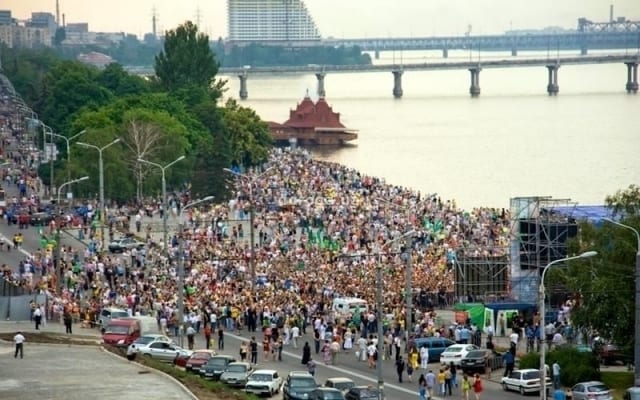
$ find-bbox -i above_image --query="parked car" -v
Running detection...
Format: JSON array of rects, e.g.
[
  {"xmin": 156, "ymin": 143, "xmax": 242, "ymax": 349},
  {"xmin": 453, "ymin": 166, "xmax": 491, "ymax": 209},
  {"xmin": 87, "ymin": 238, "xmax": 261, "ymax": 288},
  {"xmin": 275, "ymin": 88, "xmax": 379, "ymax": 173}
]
[
  {"xmin": 30, "ymin": 211, "xmax": 54, "ymax": 226},
  {"xmin": 440, "ymin": 344, "xmax": 479, "ymax": 366},
  {"xmin": 571, "ymin": 381, "xmax": 613, "ymax": 400},
  {"xmin": 127, "ymin": 336, "xmax": 191, "ymax": 363},
  {"xmin": 97, "ymin": 307, "xmax": 129, "ymax": 330},
  {"xmin": 344, "ymin": 386, "xmax": 382, "ymax": 400},
  {"xmin": 411, "ymin": 337, "xmax": 456, "ymax": 362},
  {"xmin": 200, "ymin": 355, "xmax": 237, "ymax": 380},
  {"xmin": 185, "ymin": 350, "xmax": 217, "ymax": 374},
  {"xmin": 108, "ymin": 236, "xmax": 144, "ymax": 253},
  {"xmin": 220, "ymin": 362, "xmax": 253, "ymax": 388},
  {"xmin": 245, "ymin": 369, "xmax": 282, "ymax": 397},
  {"xmin": 597, "ymin": 343, "xmax": 626, "ymax": 365},
  {"xmin": 324, "ymin": 377, "xmax": 355, "ymax": 394},
  {"xmin": 624, "ymin": 386, "xmax": 640, "ymax": 400},
  {"xmin": 460, "ymin": 349, "xmax": 495, "ymax": 374},
  {"xmin": 283, "ymin": 371, "xmax": 318, "ymax": 400},
  {"xmin": 501, "ymin": 369, "xmax": 551, "ymax": 395},
  {"xmin": 310, "ymin": 387, "xmax": 345, "ymax": 400}
]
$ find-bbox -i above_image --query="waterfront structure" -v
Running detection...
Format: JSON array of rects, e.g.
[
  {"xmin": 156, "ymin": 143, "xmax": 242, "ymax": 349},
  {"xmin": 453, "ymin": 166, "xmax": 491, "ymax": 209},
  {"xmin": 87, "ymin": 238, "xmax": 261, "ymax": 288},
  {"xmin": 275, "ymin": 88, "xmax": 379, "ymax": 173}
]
[
  {"xmin": 228, "ymin": 0, "xmax": 321, "ymax": 43},
  {"xmin": 268, "ymin": 95, "xmax": 357, "ymax": 145}
]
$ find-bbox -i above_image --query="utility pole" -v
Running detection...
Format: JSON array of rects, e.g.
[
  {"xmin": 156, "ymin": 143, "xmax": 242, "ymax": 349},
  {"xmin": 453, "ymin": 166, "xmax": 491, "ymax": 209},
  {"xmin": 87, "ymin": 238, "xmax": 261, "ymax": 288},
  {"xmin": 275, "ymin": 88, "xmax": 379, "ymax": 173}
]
[{"xmin": 77, "ymin": 138, "xmax": 121, "ymax": 252}]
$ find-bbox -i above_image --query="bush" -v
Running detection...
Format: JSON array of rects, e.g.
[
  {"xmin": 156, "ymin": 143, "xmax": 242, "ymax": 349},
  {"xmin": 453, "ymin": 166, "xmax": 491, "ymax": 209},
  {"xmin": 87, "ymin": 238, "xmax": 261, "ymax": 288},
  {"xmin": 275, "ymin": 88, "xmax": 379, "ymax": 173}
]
[{"xmin": 517, "ymin": 348, "xmax": 600, "ymax": 387}]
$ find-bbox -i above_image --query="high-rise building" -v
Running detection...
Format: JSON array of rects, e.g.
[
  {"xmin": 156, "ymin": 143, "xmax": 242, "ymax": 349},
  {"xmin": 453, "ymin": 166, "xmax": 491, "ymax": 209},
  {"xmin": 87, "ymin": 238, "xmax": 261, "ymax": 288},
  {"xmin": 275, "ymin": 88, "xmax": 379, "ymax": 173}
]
[
  {"xmin": 29, "ymin": 12, "xmax": 57, "ymax": 33},
  {"xmin": 0, "ymin": 10, "xmax": 12, "ymax": 25},
  {"xmin": 228, "ymin": 0, "xmax": 321, "ymax": 43}
]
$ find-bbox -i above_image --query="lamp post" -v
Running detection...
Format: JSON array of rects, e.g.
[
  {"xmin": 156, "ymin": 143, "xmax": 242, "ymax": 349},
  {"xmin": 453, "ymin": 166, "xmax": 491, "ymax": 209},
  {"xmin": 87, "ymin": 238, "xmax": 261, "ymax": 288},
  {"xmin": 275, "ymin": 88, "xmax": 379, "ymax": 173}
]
[
  {"xmin": 55, "ymin": 176, "xmax": 89, "ymax": 292},
  {"xmin": 603, "ymin": 218, "xmax": 640, "ymax": 387},
  {"xmin": 177, "ymin": 195, "xmax": 215, "ymax": 347},
  {"xmin": 539, "ymin": 251, "xmax": 597, "ymax": 400},
  {"xmin": 77, "ymin": 138, "xmax": 121, "ymax": 251},
  {"xmin": 376, "ymin": 229, "xmax": 416, "ymax": 400},
  {"xmin": 46, "ymin": 130, "xmax": 87, "ymax": 163},
  {"xmin": 138, "ymin": 155, "xmax": 186, "ymax": 256},
  {"xmin": 223, "ymin": 167, "xmax": 275, "ymax": 290}
]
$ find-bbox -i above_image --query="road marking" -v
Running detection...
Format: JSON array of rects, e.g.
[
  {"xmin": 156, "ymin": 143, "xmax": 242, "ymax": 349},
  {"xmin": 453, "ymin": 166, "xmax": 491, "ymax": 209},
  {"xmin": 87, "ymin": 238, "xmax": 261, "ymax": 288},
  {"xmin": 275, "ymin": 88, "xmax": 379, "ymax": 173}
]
[
  {"xmin": 0, "ymin": 233, "xmax": 32, "ymax": 258},
  {"xmin": 225, "ymin": 331, "xmax": 436, "ymax": 398}
]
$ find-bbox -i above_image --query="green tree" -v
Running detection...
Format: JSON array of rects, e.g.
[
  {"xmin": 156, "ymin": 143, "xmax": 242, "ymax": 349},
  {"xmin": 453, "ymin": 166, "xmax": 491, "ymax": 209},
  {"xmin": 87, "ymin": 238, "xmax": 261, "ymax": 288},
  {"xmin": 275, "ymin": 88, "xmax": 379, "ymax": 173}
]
[
  {"xmin": 97, "ymin": 63, "xmax": 149, "ymax": 97},
  {"xmin": 191, "ymin": 132, "xmax": 232, "ymax": 201},
  {"xmin": 220, "ymin": 98, "xmax": 273, "ymax": 167},
  {"xmin": 154, "ymin": 21, "xmax": 220, "ymax": 93},
  {"xmin": 555, "ymin": 184, "xmax": 639, "ymax": 355}
]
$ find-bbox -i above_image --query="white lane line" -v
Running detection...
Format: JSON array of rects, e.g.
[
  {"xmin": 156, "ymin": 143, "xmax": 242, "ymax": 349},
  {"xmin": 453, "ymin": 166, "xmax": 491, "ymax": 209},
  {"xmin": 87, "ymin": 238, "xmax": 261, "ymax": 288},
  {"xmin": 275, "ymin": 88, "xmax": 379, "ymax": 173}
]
[
  {"xmin": 0, "ymin": 233, "xmax": 31, "ymax": 258},
  {"xmin": 224, "ymin": 331, "xmax": 437, "ymax": 398}
]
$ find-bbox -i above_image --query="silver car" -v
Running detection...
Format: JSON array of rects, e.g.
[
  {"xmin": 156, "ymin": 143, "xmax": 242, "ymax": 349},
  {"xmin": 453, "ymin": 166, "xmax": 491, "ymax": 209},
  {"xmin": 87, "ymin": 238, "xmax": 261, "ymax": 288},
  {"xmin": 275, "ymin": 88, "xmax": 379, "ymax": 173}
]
[
  {"xmin": 220, "ymin": 362, "xmax": 253, "ymax": 388},
  {"xmin": 571, "ymin": 381, "xmax": 613, "ymax": 400},
  {"xmin": 127, "ymin": 335, "xmax": 191, "ymax": 363}
]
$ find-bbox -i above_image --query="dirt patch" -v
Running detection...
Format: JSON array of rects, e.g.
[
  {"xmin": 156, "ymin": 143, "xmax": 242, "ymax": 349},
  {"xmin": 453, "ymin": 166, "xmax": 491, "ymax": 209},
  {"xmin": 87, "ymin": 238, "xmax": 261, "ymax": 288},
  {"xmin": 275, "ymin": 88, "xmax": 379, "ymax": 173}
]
[
  {"xmin": 103, "ymin": 346, "xmax": 257, "ymax": 400},
  {"xmin": 0, "ymin": 332, "xmax": 99, "ymax": 346}
]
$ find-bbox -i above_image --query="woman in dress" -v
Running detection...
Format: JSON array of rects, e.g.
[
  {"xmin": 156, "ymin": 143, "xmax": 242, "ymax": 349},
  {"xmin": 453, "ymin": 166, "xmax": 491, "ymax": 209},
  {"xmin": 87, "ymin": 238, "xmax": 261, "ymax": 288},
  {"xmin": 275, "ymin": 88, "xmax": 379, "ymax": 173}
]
[
  {"xmin": 263, "ymin": 337, "xmax": 271, "ymax": 362},
  {"xmin": 239, "ymin": 341, "xmax": 248, "ymax": 362},
  {"xmin": 472, "ymin": 373, "xmax": 483, "ymax": 400},
  {"xmin": 321, "ymin": 340, "xmax": 332, "ymax": 364},
  {"xmin": 343, "ymin": 328, "xmax": 353, "ymax": 353},
  {"xmin": 301, "ymin": 341, "xmax": 311, "ymax": 365}
]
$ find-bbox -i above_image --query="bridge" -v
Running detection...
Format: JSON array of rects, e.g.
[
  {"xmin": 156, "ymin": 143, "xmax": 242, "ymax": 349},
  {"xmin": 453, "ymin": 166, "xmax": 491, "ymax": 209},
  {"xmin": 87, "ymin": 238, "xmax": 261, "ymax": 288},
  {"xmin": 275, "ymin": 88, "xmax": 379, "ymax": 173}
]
[{"xmin": 128, "ymin": 54, "xmax": 640, "ymax": 99}]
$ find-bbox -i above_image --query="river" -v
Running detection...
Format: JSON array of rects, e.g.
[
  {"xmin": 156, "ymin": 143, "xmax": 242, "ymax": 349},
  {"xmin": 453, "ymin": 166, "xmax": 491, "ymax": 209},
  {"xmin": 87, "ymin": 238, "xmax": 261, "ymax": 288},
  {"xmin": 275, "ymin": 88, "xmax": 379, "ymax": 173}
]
[{"xmin": 221, "ymin": 49, "xmax": 640, "ymax": 210}]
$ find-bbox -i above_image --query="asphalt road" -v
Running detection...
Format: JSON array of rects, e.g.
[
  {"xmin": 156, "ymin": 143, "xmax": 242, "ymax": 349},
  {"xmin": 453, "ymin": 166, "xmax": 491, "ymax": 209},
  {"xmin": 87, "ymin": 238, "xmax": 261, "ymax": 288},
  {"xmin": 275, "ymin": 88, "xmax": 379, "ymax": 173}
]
[{"xmin": 0, "ymin": 341, "xmax": 193, "ymax": 400}]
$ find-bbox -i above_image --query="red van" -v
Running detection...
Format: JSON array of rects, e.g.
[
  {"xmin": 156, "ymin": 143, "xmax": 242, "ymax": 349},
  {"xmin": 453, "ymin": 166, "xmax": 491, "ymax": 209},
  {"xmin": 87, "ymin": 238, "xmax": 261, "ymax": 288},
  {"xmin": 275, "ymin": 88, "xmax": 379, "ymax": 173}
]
[{"xmin": 102, "ymin": 318, "xmax": 141, "ymax": 347}]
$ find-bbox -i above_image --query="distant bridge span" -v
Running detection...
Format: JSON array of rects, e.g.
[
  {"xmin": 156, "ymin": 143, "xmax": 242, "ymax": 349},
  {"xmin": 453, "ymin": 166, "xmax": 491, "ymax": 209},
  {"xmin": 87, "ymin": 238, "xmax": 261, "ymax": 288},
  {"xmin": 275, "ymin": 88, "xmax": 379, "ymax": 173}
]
[{"xmin": 127, "ymin": 54, "xmax": 640, "ymax": 98}]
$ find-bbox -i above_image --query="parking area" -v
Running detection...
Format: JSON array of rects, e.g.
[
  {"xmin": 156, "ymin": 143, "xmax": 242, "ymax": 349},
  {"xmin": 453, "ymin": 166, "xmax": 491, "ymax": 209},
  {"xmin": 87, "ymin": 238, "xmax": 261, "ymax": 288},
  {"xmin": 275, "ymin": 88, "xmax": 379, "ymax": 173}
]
[{"xmin": 0, "ymin": 342, "xmax": 192, "ymax": 400}]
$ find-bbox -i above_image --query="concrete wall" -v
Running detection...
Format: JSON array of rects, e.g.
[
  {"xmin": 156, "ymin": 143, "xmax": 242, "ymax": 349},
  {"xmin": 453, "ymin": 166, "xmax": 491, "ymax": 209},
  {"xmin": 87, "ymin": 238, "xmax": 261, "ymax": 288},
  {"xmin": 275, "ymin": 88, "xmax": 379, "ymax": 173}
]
[{"xmin": 0, "ymin": 294, "xmax": 47, "ymax": 321}]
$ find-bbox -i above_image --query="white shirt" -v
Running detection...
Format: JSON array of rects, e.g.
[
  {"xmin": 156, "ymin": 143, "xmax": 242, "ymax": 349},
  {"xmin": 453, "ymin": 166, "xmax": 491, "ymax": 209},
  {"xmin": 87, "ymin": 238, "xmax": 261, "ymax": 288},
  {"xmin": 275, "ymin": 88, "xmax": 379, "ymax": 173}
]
[
  {"xmin": 33, "ymin": 308, "xmax": 42, "ymax": 317},
  {"xmin": 14, "ymin": 333, "xmax": 25, "ymax": 344},
  {"xmin": 510, "ymin": 332, "xmax": 519, "ymax": 344},
  {"xmin": 291, "ymin": 326, "xmax": 300, "ymax": 338}
]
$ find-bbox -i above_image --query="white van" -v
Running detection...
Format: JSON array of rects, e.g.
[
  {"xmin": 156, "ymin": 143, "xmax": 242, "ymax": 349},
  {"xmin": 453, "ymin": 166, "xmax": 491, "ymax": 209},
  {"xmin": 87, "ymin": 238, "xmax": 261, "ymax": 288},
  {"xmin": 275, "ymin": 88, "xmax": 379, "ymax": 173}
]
[{"xmin": 332, "ymin": 297, "xmax": 368, "ymax": 316}]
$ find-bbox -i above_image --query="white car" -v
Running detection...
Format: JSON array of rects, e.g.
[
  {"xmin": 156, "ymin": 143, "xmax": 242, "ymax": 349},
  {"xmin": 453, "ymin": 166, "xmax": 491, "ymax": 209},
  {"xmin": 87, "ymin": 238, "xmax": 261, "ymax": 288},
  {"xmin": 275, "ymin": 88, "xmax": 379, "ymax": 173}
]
[
  {"xmin": 127, "ymin": 334, "xmax": 192, "ymax": 363},
  {"xmin": 245, "ymin": 369, "xmax": 283, "ymax": 397},
  {"xmin": 440, "ymin": 344, "xmax": 479, "ymax": 366},
  {"xmin": 501, "ymin": 369, "xmax": 552, "ymax": 395}
]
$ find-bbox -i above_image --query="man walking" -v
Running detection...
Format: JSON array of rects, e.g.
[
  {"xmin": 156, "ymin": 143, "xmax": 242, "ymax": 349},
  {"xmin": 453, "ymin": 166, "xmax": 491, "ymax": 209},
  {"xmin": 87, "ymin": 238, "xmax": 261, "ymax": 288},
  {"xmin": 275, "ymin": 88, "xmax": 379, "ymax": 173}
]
[
  {"xmin": 14, "ymin": 331, "xmax": 25, "ymax": 359},
  {"xmin": 33, "ymin": 306, "xmax": 42, "ymax": 330},
  {"xmin": 552, "ymin": 361, "xmax": 561, "ymax": 389}
]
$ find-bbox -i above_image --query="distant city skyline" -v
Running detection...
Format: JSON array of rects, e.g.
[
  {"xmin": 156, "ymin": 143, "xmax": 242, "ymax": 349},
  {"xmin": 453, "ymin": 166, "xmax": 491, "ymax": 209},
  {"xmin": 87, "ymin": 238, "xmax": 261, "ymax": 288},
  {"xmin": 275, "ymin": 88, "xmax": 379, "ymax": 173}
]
[{"xmin": 4, "ymin": 0, "xmax": 639, "ymax": 39}]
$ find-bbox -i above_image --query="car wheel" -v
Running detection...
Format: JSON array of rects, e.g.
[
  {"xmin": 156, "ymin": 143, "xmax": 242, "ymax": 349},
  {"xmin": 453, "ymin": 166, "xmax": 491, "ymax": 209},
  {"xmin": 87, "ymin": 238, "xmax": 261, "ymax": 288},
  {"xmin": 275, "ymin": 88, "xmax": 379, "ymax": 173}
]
[
  {"xmin": 502, "ymin": 383, "xmax": 508, "ymax": 391},
  {"xmin": 143, "ymin": 353, "xmax": 151, "ymax": 358},
  {"xmin": 519, "ymin": 386, "xmax": 525, "ymax": 395}
]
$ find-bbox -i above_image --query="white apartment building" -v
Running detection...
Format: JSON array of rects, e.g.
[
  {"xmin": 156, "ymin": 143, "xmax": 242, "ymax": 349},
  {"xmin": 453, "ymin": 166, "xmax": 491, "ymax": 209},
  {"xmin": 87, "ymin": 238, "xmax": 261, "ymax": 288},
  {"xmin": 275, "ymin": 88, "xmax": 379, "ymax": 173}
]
[
  {"xmin": 228, "ymin": 0, "xmax": 321, "ymax": 42},
  {"xmin": 0, "ymin": 24, "xmax": 51, "ymax": 48}
]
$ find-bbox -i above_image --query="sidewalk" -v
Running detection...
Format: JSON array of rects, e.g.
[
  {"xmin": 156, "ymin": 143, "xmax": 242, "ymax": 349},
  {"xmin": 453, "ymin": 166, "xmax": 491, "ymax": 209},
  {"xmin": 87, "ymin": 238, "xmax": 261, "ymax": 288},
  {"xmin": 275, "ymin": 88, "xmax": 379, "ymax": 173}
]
[{"xmin": 0, "ymin": 319, "xmax": 101, "ymax": 339}]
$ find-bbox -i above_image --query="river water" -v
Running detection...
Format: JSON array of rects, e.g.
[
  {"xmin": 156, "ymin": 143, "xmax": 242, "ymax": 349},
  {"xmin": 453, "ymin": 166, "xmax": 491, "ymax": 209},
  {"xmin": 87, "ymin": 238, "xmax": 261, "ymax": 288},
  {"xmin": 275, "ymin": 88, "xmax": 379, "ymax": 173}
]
[{"xmin": 221, "ymin": 49, "xmax": 640, "ymax": 210}]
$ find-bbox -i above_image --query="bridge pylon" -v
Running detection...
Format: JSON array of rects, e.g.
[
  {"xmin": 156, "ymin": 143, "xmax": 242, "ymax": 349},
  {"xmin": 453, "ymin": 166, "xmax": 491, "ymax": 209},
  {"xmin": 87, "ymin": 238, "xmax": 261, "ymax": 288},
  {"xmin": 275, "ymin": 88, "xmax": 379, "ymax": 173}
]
[
  {"xmin": 468, "ymin": 66, "xmax": 481, "ymax": 97},
  {"xmin": 624, "ymin": 62, "xmax": 639, "ymax": 94},
  {"xmin": 392, "ymin": 69, "xmax": 403, "ymax": 99},
  {"xmin": 238, "ymin": 71, "xmax": 249, "ymax": 100},
  {"xmin": 546, "ymin": 63, "xmax": 560, "ymax": 96},
  {"xmin": 315, "ymin": 72, "xmax": 326, "ymax": 97}
]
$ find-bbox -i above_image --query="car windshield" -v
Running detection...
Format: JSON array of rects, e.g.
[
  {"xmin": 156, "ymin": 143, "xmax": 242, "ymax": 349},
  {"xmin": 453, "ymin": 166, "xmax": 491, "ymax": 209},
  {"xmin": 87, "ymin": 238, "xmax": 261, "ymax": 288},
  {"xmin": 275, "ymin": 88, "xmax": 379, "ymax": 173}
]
[
  {"xmin": 523, "ymin": 371, "xmax": 541, "ymax": 380},
  {"xmin": 332, "ymin": 382, "xmax": 354, "ymax": 390},
  {"xmin": 226, "ymin": 365, "xmax": 247, "ymax": 373},
  {"xmin": 104, "ymin": 325, "xmax": 129, "ymax": 334},
  {"xmin": 290, "ymin": 377, "xmax": 316, "ymax": 388},
  {"xmin": 445, "ymin": 346, "xmax": 463, "ymax": 353},
  {"xmin": 111, "ymin": 311, "xmax": 129, "ymax": 318},
  {"xmin": 192, "ymin": 352, "xmax": 212, "ymax": 359},
  {"xmin": 587, "ymin": 385, "xmax": 609, "ymax": 392},
  {"xmin": 251, "ymin": 374, "xmax": 273, "ymax": 382},
  {"xmin": 134, "ymin": 336, "xmax": 156, "ymax": 345}
]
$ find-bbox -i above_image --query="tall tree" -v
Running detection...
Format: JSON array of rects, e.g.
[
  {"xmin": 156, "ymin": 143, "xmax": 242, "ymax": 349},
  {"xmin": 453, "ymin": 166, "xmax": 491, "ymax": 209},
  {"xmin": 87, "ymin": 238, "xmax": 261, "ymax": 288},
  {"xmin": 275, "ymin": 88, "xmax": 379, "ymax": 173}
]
[
  {"xmin": 555, "ymin": 184, "xmax": 640, "ymax": 354},
  {"xmin": 220, "ymin": 98, "xmax": 273, "ymax": 167},
  {"xmin": 154, "ymin": 21, "xmax": 220, "ymax": 93}
]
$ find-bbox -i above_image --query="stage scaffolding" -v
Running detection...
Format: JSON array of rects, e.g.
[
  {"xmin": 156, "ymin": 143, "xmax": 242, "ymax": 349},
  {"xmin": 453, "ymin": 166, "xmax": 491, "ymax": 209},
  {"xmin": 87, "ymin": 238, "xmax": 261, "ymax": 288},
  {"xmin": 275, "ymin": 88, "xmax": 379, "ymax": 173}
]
[
  {"xmin": 453, "ymin": 246, "xmax": 510, "ymax": 302},
  {"xmin": 509, "ymin": 196, "xmax": 579, "ymax": 303}
]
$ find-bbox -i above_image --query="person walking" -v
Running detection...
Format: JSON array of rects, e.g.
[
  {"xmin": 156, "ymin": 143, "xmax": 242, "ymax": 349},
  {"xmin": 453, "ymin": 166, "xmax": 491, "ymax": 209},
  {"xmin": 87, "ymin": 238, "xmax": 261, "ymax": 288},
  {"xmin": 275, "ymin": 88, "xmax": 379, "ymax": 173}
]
[
  {"xmin": 437, "ymin": 368, "xmax": 446, "ymax": 396},
  {"xmin": 14, "ymin": 331, "xmax": 25, "ymax": 359},
  {"xmin": 461, "ymin": 374, "xmax": 471, "ymax": 400},
  {"xmin": 503, "ymin": 350, "xmax": 515, "ymax": 377},
  {"xmin": 186, "ymin": 325, "xmax": 196, "ymax": 350},
  {"xmin": 63, "ymin": 311, "xmax": 73, "ymax": 334},
  {"xmin": 418, "ymin": 373, "xmax": 427, "ymax": 400},
  {"xmin": 33, "ymin": 306, "xmax": 42, "ymax": 330},
  {"xmin": 203, "ymin": 325, "xmax": 212, "ymax": 350},
  {"xmin": 395, "ymin": 355, "xmax": 405, "ymax": 383},
  {"xmin": 472, "ymin": 373, "xmax": 483, "ymax": 400},
  {"xmin": 250, "ymin": 337, "xmax": 258, "ymax": 365},
  {"xmin": 218, "ymin": 327, "xmax": 225, "ymax": 350},
  {"xmin": 552, "ymin": 361, "xmax": 561, "ymax": 389},
  {"xmin": 425, "ymin": 369, "xmax": 436, "ymax": 400},
  {"xmin": 301, "ymin": 341, "xmax": 311, "ymax": 365},
  {"xmin": 419, "ymin": 345, "xmax": 429, "ymax": 369},
  {"xmin": 240, "ymin": 341, "xmax": 249, "ymax": 362},
  {"xmin": 449, "ymin": 362, "xmax": 458, "ymax": 388},
  {"xmin": 307, "ymin": 357, "xmax": 316, "ymax": 377}
]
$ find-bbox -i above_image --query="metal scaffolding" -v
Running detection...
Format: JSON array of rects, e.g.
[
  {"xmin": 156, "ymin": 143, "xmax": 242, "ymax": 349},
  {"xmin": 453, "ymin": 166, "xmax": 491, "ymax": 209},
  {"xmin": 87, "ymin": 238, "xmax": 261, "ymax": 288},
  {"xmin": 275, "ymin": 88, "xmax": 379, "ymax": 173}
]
[
  {"xmin": 509, "ymin": 196, "xmax": 579, "ymax": 303},
  {"xmin": 453, "ymin": 246, "xmax": 510, "ymax": 303}
]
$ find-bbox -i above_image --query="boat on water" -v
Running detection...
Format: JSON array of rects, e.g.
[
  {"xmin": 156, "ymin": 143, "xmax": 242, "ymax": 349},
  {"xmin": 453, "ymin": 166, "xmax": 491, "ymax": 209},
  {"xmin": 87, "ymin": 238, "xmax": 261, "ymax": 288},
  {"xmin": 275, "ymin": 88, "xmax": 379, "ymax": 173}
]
[{"xmin": 268, "ymin": 95, "xmax": 358, "ymax": 145}]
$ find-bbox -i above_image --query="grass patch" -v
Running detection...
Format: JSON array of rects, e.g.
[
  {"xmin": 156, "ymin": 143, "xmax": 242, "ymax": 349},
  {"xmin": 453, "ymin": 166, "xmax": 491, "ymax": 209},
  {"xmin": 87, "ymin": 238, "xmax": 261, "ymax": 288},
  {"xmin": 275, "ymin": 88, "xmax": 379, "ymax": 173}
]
[
  {"xmin": 0, "ymin": 332, "xmax": 98, "ymax": 345},
  {"xmin": 104, "ymin": 346, "xmax": 259, "ymax": 400},
  {"xmin": 601, "ymin": 371, "xmax": 633, "ymax": 400}
]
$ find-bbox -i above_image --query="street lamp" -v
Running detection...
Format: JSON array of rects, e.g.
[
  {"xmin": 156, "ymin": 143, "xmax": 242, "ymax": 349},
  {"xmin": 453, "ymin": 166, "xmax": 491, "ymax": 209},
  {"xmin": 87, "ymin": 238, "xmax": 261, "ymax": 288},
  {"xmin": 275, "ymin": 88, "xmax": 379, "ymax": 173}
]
[
  {"xmin": 55, "ymin": 176, "xmax": 89, "ymax": 292},
  {"xmin": 177, "ymin": 195, "xmax": 215, "ymax": 346},
  {"xmin": 46, "ymin": 129, "xmax": 87, "ymax": 163},
  {"xmin": 603, "ymin": 218, "xmax": 640, "ymax": 387},
  {"xmin": 539, "ymin": 250, "xmax": 598, "ymax": 400},
  {"xmin": 223, "ymin": 167, "xmax": 276, "ymax": 289},
  {"xmin": 76, "ymin": 138, "xmax": 121, "ymax": 251},
  {"xmin": 138, "ymin": 155, "xmax": 186, "ymax": 255},
  {"xmin": 376, "ymin": 229, "xmax": 416, "ymax": 400}
]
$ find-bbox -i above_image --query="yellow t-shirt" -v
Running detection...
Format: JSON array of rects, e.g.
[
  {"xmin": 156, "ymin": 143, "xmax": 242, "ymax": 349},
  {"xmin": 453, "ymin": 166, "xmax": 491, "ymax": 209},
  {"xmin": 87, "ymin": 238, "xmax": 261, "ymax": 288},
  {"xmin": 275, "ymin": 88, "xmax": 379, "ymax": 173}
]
[{"xmin": 437, "ymin": 372, "xmax": 446, "ymax": 384}]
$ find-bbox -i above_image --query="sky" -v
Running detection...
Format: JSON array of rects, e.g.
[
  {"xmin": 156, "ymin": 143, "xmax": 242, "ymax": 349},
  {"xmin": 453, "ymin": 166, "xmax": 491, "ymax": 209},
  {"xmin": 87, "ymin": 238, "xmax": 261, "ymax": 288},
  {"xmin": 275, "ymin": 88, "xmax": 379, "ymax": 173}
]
[{"xmin": 3, "ymin": 0, "xmax": 639, "ymax": 39}]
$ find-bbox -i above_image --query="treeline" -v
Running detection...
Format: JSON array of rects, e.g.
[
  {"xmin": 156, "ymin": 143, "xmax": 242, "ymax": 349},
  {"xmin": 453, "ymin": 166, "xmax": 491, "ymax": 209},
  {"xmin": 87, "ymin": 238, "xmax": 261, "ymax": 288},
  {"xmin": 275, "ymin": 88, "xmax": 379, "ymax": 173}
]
[{"xmin": 0, "ymin": 21, "xmax": 273, "ymax": 203}]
